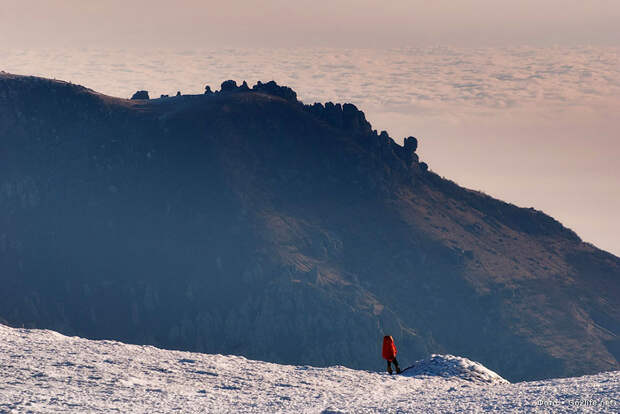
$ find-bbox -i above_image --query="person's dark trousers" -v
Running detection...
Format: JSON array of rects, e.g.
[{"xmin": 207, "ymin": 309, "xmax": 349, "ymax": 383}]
[{"xmin": 387, "ymin": 358, "xmax": 401, "ymax": 374}]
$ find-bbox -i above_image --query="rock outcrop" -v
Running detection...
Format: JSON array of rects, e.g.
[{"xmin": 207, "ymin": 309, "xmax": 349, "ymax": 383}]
[
  {"xmin": 220, "ymin": 79, "xmax": 238, "ymax": 92},
  {"xmin": 130, "ymin": 90, "xmax": 149, "ymax": 100},
  {"xmin": 252, "ymin": 80, "xmax": 297, "ymax": 102}
]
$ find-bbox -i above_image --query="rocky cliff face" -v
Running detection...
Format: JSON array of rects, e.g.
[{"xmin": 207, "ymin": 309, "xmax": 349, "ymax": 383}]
[{"xmin": 0, "ymin": 72, "xmax": 618, "ymax": 381}]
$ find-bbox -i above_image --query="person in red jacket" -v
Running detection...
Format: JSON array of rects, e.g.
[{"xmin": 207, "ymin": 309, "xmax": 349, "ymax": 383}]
[{"xmin": 382, "ymin": 335, "xmax": 401, "ymax": 374}]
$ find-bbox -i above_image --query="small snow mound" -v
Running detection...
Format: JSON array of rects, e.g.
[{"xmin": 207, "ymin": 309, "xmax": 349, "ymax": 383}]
[{"xmin": 400, "ymin": 354, "xmax": 508, "ymax": 384}]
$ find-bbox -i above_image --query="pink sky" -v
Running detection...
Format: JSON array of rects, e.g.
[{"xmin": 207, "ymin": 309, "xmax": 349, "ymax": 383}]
[{"xmin": 2, "ymin": 0, "xmax": 620, "ymax": 48}]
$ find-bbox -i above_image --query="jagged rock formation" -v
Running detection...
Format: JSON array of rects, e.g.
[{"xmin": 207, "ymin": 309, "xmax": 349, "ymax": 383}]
[
  {"xmin": 130, "ymin": 90, "xmax": 149, "ymax": 100},
  {"xmin": 220, "ymin": 79, "xmax": 238, "ymax": 92},
  {"xmin": 253, "ymin": 80, "xmax": 297, "ymax": 101},
  {"xmin": 0, "ymin": 72, "xmax": 618, "ymax": 382}
]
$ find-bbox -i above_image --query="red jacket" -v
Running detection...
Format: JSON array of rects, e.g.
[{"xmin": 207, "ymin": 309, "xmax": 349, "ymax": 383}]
[{"xmin": 382, "ymin": 336, "xmax": 397, "ymax": 360}]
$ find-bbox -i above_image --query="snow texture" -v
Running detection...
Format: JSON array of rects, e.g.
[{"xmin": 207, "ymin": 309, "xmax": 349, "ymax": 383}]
[
  {"xmin": 0, "ymin": 324, "xmax": 618, "ymax": 413},
  {"xmin": 400, "ymin": 354, "xmax": 508, "ymax": 384}
]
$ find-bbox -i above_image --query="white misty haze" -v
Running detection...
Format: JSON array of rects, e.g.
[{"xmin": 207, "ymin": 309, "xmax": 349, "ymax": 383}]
[{"xmin": 0, "ymin": 1, "xmax": 618, "ymax": 255}]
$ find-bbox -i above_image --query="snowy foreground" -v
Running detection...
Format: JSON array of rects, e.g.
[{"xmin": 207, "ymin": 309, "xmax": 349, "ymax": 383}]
[{"xmin": 0, "ymin": 325, "xmax": 618, "ymax": 413}]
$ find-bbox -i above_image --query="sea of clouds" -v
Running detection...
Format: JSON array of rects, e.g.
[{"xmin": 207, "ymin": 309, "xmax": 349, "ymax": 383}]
[
  {"xmin": 3, "ymin": 46, "xmax": 617, "ymax": 115},
  {"xmin": 1, "ymin": 46, "xmax": 619, "ymax": 255}
]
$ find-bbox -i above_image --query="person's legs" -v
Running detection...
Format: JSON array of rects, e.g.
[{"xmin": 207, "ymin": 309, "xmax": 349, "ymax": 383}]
[
  {"xmin": 393, "ymin": 358, "xmax": 401, "ymax": 374},
  {"xmin": 386, "ymin": 360, "xmax": 393, "ymax": 374}
]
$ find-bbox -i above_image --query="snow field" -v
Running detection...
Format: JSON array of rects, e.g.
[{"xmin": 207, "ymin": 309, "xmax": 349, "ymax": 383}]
[{"xmin": 0, "ymin": 324, "xmax": 618, "ymax": 413}]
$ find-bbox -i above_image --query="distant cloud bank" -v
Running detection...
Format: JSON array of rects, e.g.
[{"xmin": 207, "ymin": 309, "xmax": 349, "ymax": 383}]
[{"xmin": 2, "ymin": 46, "xmax": 618, "ymax": 117}]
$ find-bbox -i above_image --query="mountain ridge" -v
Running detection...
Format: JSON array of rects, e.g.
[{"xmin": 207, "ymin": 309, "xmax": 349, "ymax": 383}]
[{"xmin": 0, "ymin": 71, "xmax": 618, "ymax": 382}]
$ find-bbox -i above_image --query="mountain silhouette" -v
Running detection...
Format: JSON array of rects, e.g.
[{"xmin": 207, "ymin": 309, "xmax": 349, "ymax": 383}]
[{"xmin": 0, "ymin": 72, "xmax": 618, "ymax": 382}]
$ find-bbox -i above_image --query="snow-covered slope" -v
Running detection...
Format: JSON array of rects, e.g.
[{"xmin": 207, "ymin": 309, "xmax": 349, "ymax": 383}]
[
  {"xmin": 400, "ymin": 354, "xmax": 508, "ymax": 384},
  {"xmin": 0, "ymin": 325, "xmax": 618, "ymax": 413}
]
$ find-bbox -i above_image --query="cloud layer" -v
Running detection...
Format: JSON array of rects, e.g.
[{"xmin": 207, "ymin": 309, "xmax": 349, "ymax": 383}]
[{"xmin": 2, "ymin": 46, "xmax": 618, "ymax": 115}]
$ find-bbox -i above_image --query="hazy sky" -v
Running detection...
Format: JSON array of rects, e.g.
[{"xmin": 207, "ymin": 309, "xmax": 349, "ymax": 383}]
[{"xmin": 2, "ymin": 0, "xmax": 620, "ymax": 48}]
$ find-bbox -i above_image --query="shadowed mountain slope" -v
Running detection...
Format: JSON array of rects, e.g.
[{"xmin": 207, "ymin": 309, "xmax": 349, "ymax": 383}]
[{"xmin": 0, "ymin": 73, "xmax": 618, "ymax": 382}]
